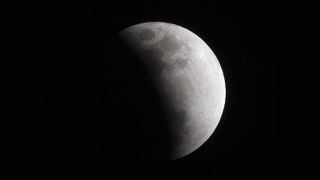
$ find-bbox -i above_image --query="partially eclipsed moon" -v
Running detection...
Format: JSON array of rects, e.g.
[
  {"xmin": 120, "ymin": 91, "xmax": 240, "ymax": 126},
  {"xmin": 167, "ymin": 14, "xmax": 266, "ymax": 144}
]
[{"xmin": 118, "ymin": 22, "xmax": 226, "ymax": 160}]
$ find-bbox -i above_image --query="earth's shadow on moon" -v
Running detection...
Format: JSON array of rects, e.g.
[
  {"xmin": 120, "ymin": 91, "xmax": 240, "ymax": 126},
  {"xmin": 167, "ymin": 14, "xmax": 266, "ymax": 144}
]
[
  {"xmin": 107, "ymin": 35, "xmax": 175, "ymax": 164},
  {"xmin": 34, "ymin": 35, "xmax": 176, "ymax": 179}
]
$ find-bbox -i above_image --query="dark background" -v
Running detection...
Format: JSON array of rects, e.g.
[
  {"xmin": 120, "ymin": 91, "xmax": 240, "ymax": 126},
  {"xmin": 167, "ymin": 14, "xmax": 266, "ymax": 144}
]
[{"xmin": 29, "ymin": 0, "xmax": 277, "ymax": 179}]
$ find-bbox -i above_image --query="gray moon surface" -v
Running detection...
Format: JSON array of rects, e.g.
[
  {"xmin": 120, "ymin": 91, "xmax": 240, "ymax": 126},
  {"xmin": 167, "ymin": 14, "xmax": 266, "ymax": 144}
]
[{"xmin": 118, "ymin": 22, "xmax": 226, "ymax": 159}]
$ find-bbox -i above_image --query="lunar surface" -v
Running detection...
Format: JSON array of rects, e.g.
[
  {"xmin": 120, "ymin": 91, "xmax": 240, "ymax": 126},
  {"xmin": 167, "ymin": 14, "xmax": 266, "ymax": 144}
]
[{"xmin": 118, "ymin": 22, "xmax": 226, "ymax": 159}]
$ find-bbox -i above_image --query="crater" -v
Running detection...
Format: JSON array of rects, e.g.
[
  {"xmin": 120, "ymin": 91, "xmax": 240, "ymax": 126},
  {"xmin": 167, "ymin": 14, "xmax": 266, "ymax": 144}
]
[{"xmin": 139, "ymin": 29, "xmax": 156, "ymax": 41}]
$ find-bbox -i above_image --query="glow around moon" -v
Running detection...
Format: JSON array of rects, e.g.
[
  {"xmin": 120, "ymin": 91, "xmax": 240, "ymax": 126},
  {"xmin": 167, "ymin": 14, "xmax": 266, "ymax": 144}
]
[{"xmin": 118, "ymin": 22, "xmax": 226, "ymax": 159}]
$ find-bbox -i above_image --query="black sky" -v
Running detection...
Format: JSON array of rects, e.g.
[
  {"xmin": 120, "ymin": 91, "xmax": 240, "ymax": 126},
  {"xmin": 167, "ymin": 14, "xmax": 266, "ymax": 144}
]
[{"xmin": 30, "ymin": 0, "xmax": 277, "ymax": 179}]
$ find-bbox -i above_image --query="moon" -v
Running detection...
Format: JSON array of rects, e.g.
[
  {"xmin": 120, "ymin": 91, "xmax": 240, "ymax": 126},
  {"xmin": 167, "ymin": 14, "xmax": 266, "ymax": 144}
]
[{"xmin": 118, "ymin": 22, "xmax": 226, "ymax": 160}]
